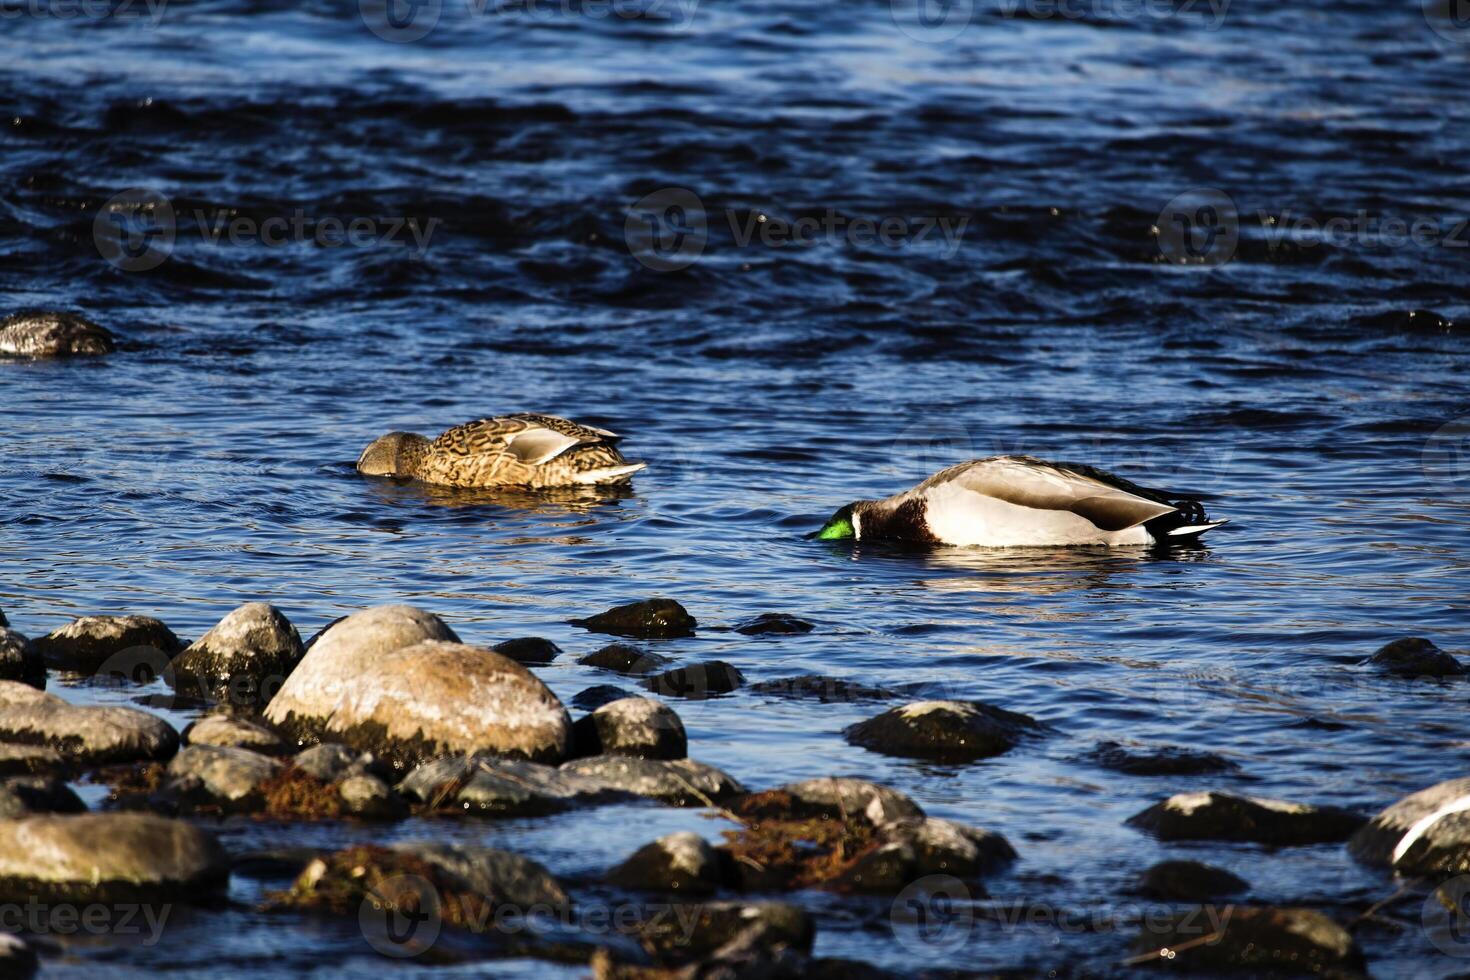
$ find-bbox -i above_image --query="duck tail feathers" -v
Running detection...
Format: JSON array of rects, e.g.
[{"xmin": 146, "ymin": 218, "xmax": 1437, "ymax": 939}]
[
  {"xmin": 572, "ymin": 462, "xmax": 647, "ymax": 484},
  {"xmin": 1167, "ymin": 518, "xmax": 1229, "ymax": 538}
]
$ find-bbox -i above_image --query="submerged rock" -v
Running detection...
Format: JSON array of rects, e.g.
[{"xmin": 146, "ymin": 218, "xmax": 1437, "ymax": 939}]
[
  {"xmin": 292, "ymin": 743, "xmax": 379, "ymax": 782},
  {"xmin": 572, "ymin": 697, "xmax": 687, "ymax": 760},
  {"xmin": 166, "ymin": 603, "xmax": 304, "ymax": 705},
  {"xmin": 768, "ymin": 777, "xmax": 924, "ymax": 825},
  {"xmin": 1366, "ymin": 637, "xmax": 1466, "ymax": 677},
  {"xmin": 0, "ymin": 775, "xmax": 86, "ymax": 818},
  {"xmin": 1088, "ymin": 740, "xmax": 1238, "ymax": 777},
  {"xmin": 571, "ymin": 598, "xmax": 697, "ymax": 639},
  {"xmin": 879, "ymin": 816, "xmax": 1016, "ymax": 878},
  {"xmin": 0, "ymin": 628, "xmax": 43, "ymax": 689},
  {"xmin": 734, "ymin": 613, "xmax": 815, "ymax": 636},
  {"xmin": 1349, "ymin": 775, "xmax": 1470, "ymax": 874},
  {"xmin": 0, "ymin": 681, "xmax": 178, "ymax": 765},
  {"xmin": 635, "ymin": 900, "xmax": 813, "ymax": 963},
  {"xmin": 31, "ymin": 615, "xmax": 183, "ymax": 674},
  {"xmin": 183, "ymin": 713, "xmax": 288, "ymax": 755},
  {"xmin": 400, "ymin": 755, "xmax": 625, "ymax": 816},
  {"xmin": 578, "ymin": 643, "xmax": 671, "ymax": 675},
  {"xmin": 1136, "ymin": 860, "xmax": 1250, "ymax": 902},
  {"xmin": 748, "ymin": 674, "xmax": 896, "ymax": 704},
  {"xmin": 491, "ymin": 637, "xmax": 562, "ymax": 665},
  {"xmin": 643, "ymin": 661, "xmax": 745, "ymax": 699},
  {"xmin": 0, "ymin": 813, "xmax": 227, "ymax": 902},
  {"xmin": 844, "ymin": 700, "xmax": 1043, "ymax": 763},
  {"xmin": 560, "ymin": 755, "xmax": 744, "ymax": 805},
  {"xmin": 338, "ymin": 774, "xmax": 408, "ymax": 820},
  {"xmin": 165, "ymin": 745, "xmax": 284, "ymax": 807},
  {"xmin": 571, "ymin": 684, "xmax": 637, "ymax": 711},
  {"xmin": 607, "ymin": 831, "xmax": 723, "ymax": 895},
  {"xmin": 0, "ymin": 311, "xmax": 115, "ymax": 357},
  {"xmin": 1128, "ymin": 791, "xmax": 1365, "ymax": 845},
  {"xmin": 265, "ymin": 606, "xmax": 569, "ymax": 768},
  {"xmin": 1130, "ymin": 906, "xmax": 1363, "ymax": 975}
]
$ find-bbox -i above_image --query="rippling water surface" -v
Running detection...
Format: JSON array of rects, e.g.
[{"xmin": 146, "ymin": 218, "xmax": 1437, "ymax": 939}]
[{"xmin": 2, "ymin": 0, "xmax": 1470, "ymax": 975}]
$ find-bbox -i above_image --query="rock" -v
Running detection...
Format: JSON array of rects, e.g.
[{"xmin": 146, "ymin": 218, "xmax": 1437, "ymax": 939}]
[
  {"xmin": 1088, "ymin": 740, "xmax": 1238, "ymax": 777},
  {"xmin": 165, "ymin": 745, "xmax": 284, "ymax": 806},
  {"xmin": 0, "ymin": 609, "xmax": 5, "ymax": 627},
  {"xmin": 572, "ymin": 684, "xmax": 637, "ymax": 710},
  {"xmin": 491, "ymin": 637, "xmax": 562, "ymax": 665},
  {"xmin": 1130, "ymin": 906, "xmax": 1363, "ymax": 975},
  {"xmin": 561, "ymin": 755, "xmax": 744, "ymax": 805},
  {"xmin": 769, "ymin": 777, "xmax": 924, "ymax": 825},
  {"xmin": 579, "ymin": 643, "xmax": 671, "ymax": 675},
  {"xmin": 183, "ymin": 714, "xmax": 288, "ymax": 755},
  {"xmin": 0, "ymin": 628, "xmax": 44, "ymax": 689},
  {"xmin": 0, "ymin": 311, "xmax": 115, "ymax": 357},
  {"xmin": 572, "ymin": 697, "xmax": 686, "ymax": 760},
  {"xmin": 0, "ymin": 743, "xmax": 65, "ymax": 776},
  {"xmin": 30, "ymin": 615, "xmax": 182, "ymax": 673},
  {"xmin": 734, "ymin": 613, "xmax": 814, "ymax": 636},
  {"xmin": 166, "ymin": 603, "xmax": 304, "ymax": 705},
  {"xmin": 265, "ymin": 607, "xmax": 570, "ymax": 768},
  {"xmin": 608, "ymin": 831, "xmax": 723, "ymax": 895},
  {"xmin": 293, "ymin": 743, "xmax": 379, "ymax": 782},
  {"xmin": 1349, "ymin": 775, "xmax": 1470, "ymax": 874},
  {"xmin": 0, "ymin": 813, "xmax": 227, "ymax": 902},
  {"xmin": 844, "ymin": 700, "xmax": 1043, "ymax": 763},
  {"xmin": 1366, "ymin": 637, "xmax": 1466, "ymax": 677},
  {"xmin": 635, "ymin": 900, "xmax": 812, "ymax": 963},
  {"xmin": 879, "ymin": 816, "xmax": 1016, "ymax": 877},
  {"xmin": 0, "ymin": 933, "xmax": 36, "ymax": 978},
  {"xmin": 0, "ymin": 776, "xmax": 86, "ymax": 818},
  {"xmin": 0, "ymin": 681, "xmax": 178, "ymax": 765},
  {"xmin": 643, "ymin": 661, "xmax": 745, "ymax": 699},
  {"xmin": 338, "ymin": 774, "xmax": 408, "ymax": 820},
  {"xmin": 571, "ymin": 598, "xmax": 696, "ymax": 639},
  {"xmin": 1136, "ymin": 860, "xmax": 1249, "ymax": 902},
  {"xmin": 748, "ymin": 675, "xmax": 896, "ymax": 703},
  {"xmin": 395, "ymin": 842, "xmax": 569, "ymax": 910},
  {"xmin": 399, "ymin": 755, "xmax": 625, "ymax": 816},
  {"xmin": 1127, "ymin": 791, "xmax": 1365, "ymax": 845}
]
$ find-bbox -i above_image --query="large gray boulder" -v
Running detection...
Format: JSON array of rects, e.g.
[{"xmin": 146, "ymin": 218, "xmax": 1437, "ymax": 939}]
[
  {"xmin": 30, "ymin": 615, "xmax": 182, "ymax": 674},
  {"xmin": 167, "ymin": 603, "xmax": 304, "ymax": 705}
]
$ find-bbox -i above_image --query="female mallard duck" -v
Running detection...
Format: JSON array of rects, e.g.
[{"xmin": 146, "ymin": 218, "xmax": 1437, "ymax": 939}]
[
  {"xmin": 357, "ymin": 414, "xmax": 645, "ymax": 488},
  {"xmin": 815, "ymin": 456, "xmax": 1227, "ymax": 547}
]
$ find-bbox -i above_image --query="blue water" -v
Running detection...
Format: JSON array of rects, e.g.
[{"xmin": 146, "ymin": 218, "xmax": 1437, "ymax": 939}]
[{"xmin": 3, "ymin": 0, "xmax": 1470, "ymax": 975}]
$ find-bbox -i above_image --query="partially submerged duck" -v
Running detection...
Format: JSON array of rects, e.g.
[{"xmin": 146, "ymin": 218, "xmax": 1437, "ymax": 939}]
[
  {"xmin": 816, "ymin": 456, "xmax": 1226, "ymax": 547},
  {"xmin": 0, "ymin": 311, "xmax": 115, "ymax": 357},
  {"xmin": 357, "ymin": 413, "xmax": 646, "ymax": 488}
]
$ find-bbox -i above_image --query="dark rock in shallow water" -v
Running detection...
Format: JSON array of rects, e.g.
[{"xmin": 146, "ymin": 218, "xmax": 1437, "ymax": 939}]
[
  {"xmin": 1128, "ymin": 791, "xmax": 1365, "ymax": 845},
  {"xmin": 0, "ymin": 743, "xmax": 65, "ymax": 776},
  {"xmin": 642, "ymin": 660, "xmax": 744, "ymax": 699},
  {"xmin": 400, "ymin": 755, "xmax": 625, "ymax": 815},
  {"xmin": 844, "ymin": 700, "xmax": 1043, "ymax": 762},
  {"xmin": 571, "ymin": 684, "xmax": 636, "ymax": 710},
  {"xmin": 166, "ymin": 603, "xmax": 304, "ymax": 706},
  {"xmin": 0, "ymin": 628, "xmax": 44, "ymax": 689},
  {"xmin": 571, "ymin": 598, "xmax": 696, "ymax": 639},
  {"xmin": 578, "ymin": 643, "xmax": 670, "ymax": 675},
  {"xmin": 183, "ymin": 713, "xmax": 288, "ymax": 755},
  {"xmin": 734, "ymin": 613, "xmax": 815, "ymax": 636},
  {"xmin": 1130, "ymin": 906, "xmax": 1363, "ymax": 976},
  {"xmin": 560, "ymin": 755, "xmax": 744, "ymax": 804},
  {"xmin": 1349, "ymin": 775, "xmax": 1470, "ymax": 874},
  {"xmin": 0, "ymin": 775, "xmax": 86, "ymax": 818},
  {"xmin": 338, "ymin": 773, "xmax": 408, "ymax": 820},
  {"xmin": 748, "ymin": 674, "xmax": 896, "ymax": 703},
  {"xmin": 572, "ymin": 697, "xmax": 687, "ymax": 760},
  {"xmin": 1088, "ymin": 740, "xmax": 1238, "ymax": 777},
  {"xmin": 1136, "ymin": 860, "xmax": 1249, "ymax": 902},
  {"xmin": 0, "ymin": 933, "xmax": 36, "ymax": 978},
  {"xmin": 0, "ymin": 311, "xmax": 115, "ymax": 357},
  {"xmin": 165, "ymin": 745, "xmax": 284, "ymax": 808},
  {"xmin": 607, "ymin": 831, "xmax": 723, "ymax": 894},
  {"xmin": 0, "ymin": 681, "xmax": 178, "ymax": 765},
  {"xmin": 634, "ymin": 900, "xmax": 813, "ymax": 963},
  {"xmin": 1365, "ymin": 636, "xmax": 1466, "ymax": 677},
  {"xmin": 765, "ymin": 777, "xmax": 924, "ymax": 824},
  {"xmin": 31, "ymin": 615, "xmax": 183, "ymax": 674},
  {"xmin": 491, "ymin": 636, "xmax": 562, "ymax": 665},
  {"xmin": 292, "ymin": 742, "xmax": 380, "ymax": 782}
]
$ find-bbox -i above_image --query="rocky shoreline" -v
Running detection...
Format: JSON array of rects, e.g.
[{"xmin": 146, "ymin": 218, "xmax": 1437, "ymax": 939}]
[{"xmin": 0, "ymin": 599, "xmax": 1462, "ymax": 975}]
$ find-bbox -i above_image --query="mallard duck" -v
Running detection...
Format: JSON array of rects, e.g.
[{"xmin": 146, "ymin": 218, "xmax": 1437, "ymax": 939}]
[
  {"xmin": 357, "ymin": 414, "xmax": 646, "ymax": 488},
  {"xmin": 815, "ymin": 456, "xmax": 1227, "ymax": 547}
]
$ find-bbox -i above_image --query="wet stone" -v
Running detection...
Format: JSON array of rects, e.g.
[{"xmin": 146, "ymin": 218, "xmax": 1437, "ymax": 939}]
[
  {"xmin": 491, "ymin": 636, "xmax": 562, "ymax": 665},
  {"xmin": 0, "ymin": 628, "xmax": 44, "ymax": 689},
  {"xmin": 748, "ymin": 674, "xmax": 897, "ymax": 704},
  {"xmin": 571, "ymin": 697, "xmax": 687, "ymax": 760},
  {"xmin": 165, "ymin": 745, "xmax": 284, "ymax": 807},
  {"xmin": 607, "ymin": 831, "xmax": 723, "ymax": 895},
  {"xmin": 399, "ymin": 755, "xmax": 625, "ymax": 816},
  {"xmin": 166, "ymin": 602, "xmax": 304, "ymax": 705},
  {"xmin": 1349, "ymin": 775, "xmax": 1470, "ymax": 874},
  {"xmin": 0, "ymin": 743, "xmax": 65, "ymax": 776},
  {"xmin": 0, "ymin": 310, "xmax": 115, "ymax": 357},
  {"xmin": 578, "ymin": 643, "xmax": 671, "ymax": 675},
  {"xmin": 642, "ymin": 660, "xmax": 745, "ymax": 699},
  {"xmin": 0, "ymin": 775, "xmax": 86, "ymax": 818},
  {"xmin": 634, "ymin": 900, "xmax": 813, "ymax": 964},
  {"xmin": 844, "ymin": 700, "xmax": 1043, "ymax": 763},
  {"xmin": 767, "ymin": 777, "xmax": 925, "ymax": 825},
  {"xmin": 0, "ymin": 681, "xmax": 179, "ymax": 766},
  {"xmin": 571, "ymin": 684, "xmax": 637, "ymax": 711},
  {"xmin": 571, "ymin": 598, "xmax": 697, "ymax": 639},
  {"xmin": 1366, "ymin": 637, "xmax": 1466, "ymax": 677},
  {"xmin": 30, "ymin": 615, "xmax": 183, "ymax": 674},
  {"xmin": 734, "ymin": 613, "xmax": 815, "ymax": 636},
  {"xmin": 338, "ymin": 774, "xmax": 408, "ymax": 820},
  {"xmin": 1136, "ymin": 860, "xmax": 1249, "ymax": 902},
  {"xmin": 560, "ymin": 755, "xmax": 744, "ymax": 805},
  {"xmin": 879, "ymin": 816, "xmax": 1016, "ymax": 877},
  {"xmin": 293, "ymin": 743, "xmax": 380, "ymax": 782},
  {"xmin": 1128, "ymin": 791, "xmax": 1365, "ymax": 845},
  {"xmin": 183, "ymin": 713, "xmax": 288, "ymax": 755},
  {"xmin": 1131, "ymin": 906, "xmax": 1363, "ymax": 976},
  {"xmin": 1088, "ymin": 740, "xmax": 1239, "ymax": 777},
  {"xmin": 0, "ymin": 933, "xmax": 36, "ymax": 979}
]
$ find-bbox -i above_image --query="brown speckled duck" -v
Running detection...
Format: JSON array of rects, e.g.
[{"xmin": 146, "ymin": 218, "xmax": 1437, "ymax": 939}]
[{"xmin": 356, "ymin": 414, "xmax": 646, "ymax": 488}]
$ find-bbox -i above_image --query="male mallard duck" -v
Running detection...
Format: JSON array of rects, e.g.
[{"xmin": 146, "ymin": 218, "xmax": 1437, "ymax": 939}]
[
  {"xmin": 815, "ymin": 456, "xmax": 1227, "ymax": 547},
  {"xmin": 357, "ymin": 414, "xmax": 645, "ymax": 488}
]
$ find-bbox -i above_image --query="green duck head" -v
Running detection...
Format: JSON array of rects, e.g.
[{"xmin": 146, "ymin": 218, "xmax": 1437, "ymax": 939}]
[{"xmin": 814, "ymin": 503, "xmax": 857, "ymax": 540}]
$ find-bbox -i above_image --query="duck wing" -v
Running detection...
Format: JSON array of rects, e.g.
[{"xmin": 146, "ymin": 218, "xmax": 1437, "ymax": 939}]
[
  {"xmin": 918, "ymin": 456, "xmax": 1179, "ymax": 532},
  {"xmin": 433, "ymin": 415, "xmax": 616, "ymax": 465}
]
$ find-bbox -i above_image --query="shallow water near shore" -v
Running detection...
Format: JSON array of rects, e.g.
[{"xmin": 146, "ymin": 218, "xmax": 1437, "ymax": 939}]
[{"xmin": 3, "ymin": 0, "xmax": 1470, "ymax": 975}]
